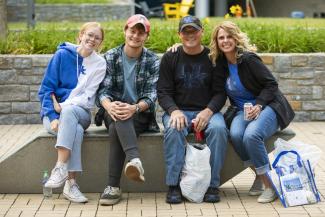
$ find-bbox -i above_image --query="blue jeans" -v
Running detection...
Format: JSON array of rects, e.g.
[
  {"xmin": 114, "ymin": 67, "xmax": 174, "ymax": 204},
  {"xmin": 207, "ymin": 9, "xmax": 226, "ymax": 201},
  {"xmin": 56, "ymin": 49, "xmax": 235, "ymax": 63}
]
[
  {"xmin": 162, "ymin": 111, "xmax": 228, "ymax": 187},
  {"xmin": 230, "ymin": 106, "xmax": 279, "ymax": 175},
  {"xmin": 43, "ymin": 105, "xmax": 91, "ymax": 172}
]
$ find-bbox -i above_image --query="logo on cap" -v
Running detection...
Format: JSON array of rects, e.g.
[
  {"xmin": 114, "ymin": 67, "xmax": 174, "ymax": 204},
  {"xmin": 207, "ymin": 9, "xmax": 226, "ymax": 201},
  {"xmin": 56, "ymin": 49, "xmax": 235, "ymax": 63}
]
[{"xmin": 179, "ymin": 15, "xmax": 202, "ymax": 32}]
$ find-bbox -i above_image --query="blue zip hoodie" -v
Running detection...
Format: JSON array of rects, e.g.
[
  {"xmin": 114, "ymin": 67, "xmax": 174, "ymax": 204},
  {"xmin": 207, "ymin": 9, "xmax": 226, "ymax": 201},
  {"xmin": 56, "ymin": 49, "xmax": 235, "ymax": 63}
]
[{"xmin": 38, "ymin": 42, "xmax": 83, "ymax": 121}]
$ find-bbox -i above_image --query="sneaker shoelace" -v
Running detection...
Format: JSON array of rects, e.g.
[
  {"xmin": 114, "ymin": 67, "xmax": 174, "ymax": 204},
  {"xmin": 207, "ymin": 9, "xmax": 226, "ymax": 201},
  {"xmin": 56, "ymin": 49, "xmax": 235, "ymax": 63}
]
[
  {"xmin": 70, "ymin": 183, "xmax": 84, "ymax": 198},
  {"xmin": 49, "ymin": 166, "xmax": 65, "ymax": 181},
  {"xmin": 104, "ymin": 186, "xmax": 119, "ymax": 196}
]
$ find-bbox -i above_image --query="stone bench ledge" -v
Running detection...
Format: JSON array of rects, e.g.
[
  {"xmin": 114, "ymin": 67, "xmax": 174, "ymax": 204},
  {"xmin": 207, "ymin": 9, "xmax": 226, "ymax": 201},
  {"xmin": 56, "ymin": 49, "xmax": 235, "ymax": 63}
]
[{"xmin": 38, "ymin": 125, "xmax": 296, "ymax": 138}]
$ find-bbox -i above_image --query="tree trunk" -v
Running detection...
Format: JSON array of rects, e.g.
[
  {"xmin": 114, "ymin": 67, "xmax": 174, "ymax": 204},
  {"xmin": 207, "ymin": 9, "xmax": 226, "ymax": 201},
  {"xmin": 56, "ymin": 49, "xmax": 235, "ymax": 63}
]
[{"xmin": 0, "ymin": 0, "xmax": 8, "ymax": 40}]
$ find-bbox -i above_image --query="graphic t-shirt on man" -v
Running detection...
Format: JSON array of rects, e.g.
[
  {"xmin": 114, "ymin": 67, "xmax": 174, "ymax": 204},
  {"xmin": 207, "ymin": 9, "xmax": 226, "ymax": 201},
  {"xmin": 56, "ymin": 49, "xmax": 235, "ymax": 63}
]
[{"xmin": 171, "ymin": 47, "xmax": 213, "ymax": 111}]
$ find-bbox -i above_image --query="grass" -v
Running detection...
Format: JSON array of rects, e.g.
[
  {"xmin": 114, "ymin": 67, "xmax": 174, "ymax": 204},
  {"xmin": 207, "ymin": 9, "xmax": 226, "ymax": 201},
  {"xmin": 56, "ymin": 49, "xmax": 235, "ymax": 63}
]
[
  {"xmin": 2, "ymin": 18, "xmax": 325, "ymax": 54},
  {"xmin": 8, "ymin": 17, "xmax": 325, "ymax": 31}
]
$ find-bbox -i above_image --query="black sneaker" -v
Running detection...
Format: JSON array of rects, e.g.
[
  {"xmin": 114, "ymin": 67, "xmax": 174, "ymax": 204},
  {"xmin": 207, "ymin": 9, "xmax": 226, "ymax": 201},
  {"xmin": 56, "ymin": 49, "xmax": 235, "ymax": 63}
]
[
  {"xmin": 166, "ymin": 185, "xmax": 183, "ymax": 204},
  {"xmin": 203, "ymin": 187, "xmax": 220, "ymax": 203}
]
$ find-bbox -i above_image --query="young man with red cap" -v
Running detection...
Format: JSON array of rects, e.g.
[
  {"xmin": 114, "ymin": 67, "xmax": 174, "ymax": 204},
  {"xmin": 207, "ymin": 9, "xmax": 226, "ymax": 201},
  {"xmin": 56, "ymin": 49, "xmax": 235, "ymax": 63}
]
[
  {"xmin": 96, "ymin": 14, "xmax": 160, "ymax": 205},
  {"xmin": 157, "ymin": 15, "xmax": 228, "ymax": 204}
]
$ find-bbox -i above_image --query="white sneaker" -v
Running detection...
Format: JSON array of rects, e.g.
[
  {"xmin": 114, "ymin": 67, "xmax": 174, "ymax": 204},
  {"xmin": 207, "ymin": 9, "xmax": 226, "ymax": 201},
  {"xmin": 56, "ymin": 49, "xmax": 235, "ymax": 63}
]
[
  {"xmin": 99, "ymin": 186, "xmax": 122, "ymax": 205},
  {"xmin": 248, "ymin": 177, "xmax": 264, "ymax": 196},
  {"xmin": 124, "ymin": 158, "xmax": 145, "ymax": 182},
  {"xmin": 63, "ymin": 180, "xmax": 88, "ymax": 203},
  {"xmin": 45, "ymin": 164, "xmax": 68, "ymax": 188},
  {"xmin": 257, "ymin": 188, "xmax": 277, "ymax": 203}
]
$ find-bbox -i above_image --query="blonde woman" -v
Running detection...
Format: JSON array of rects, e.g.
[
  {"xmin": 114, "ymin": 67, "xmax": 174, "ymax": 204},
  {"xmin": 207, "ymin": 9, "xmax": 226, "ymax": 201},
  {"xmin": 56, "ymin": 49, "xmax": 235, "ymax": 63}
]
[
  {"xmin": 38, "ymin": 22, "xmax": 106, "ymax": 203},
  {"xmin": 209, "ymin": 21, "xmax": 295, "ymax": 203}
]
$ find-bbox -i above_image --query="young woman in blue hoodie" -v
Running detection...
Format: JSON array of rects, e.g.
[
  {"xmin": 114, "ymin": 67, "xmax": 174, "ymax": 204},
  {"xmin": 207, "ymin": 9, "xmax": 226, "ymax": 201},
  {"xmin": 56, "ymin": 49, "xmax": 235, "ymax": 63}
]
[{"xmin": 38, "ymin": 22, "xmax": 106, "ymax": 203}]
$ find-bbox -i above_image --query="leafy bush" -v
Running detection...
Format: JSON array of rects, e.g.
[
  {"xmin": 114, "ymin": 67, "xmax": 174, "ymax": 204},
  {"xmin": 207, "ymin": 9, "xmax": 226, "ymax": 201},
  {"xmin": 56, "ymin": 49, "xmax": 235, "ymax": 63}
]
[
  {"xmin": 1, "ymin": 18, "xmax": 325, "ymax": 54},
  {"xmin": 36, "ymin": 0, "xmax": 111, "ymax": 4}
]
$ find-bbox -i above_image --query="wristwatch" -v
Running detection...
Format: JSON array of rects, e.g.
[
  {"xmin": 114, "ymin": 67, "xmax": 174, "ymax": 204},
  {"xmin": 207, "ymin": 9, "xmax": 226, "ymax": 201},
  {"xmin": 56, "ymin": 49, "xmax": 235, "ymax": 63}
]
[{"xmin": 135, "ymin": 104, "xmax": 140, "ymax": 114}]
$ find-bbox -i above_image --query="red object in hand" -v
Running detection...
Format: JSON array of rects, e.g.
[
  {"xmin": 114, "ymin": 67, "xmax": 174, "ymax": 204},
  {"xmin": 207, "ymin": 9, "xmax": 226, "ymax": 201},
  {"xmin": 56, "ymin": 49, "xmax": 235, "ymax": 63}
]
[
  {"xmin": 195, "ymin": 130, "xmax": 204, "ymax": 142},
  {"xmin": 192, "ymin": 121, "xmax": 205, "ymax": 142}
]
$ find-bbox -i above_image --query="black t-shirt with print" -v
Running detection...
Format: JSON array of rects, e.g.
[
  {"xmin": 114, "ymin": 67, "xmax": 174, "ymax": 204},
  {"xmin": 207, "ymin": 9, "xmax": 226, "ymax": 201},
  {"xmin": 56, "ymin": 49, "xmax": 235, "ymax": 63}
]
[{"xmin": 157, "ymin": 46, "xmax": 226, "ymax": 114}]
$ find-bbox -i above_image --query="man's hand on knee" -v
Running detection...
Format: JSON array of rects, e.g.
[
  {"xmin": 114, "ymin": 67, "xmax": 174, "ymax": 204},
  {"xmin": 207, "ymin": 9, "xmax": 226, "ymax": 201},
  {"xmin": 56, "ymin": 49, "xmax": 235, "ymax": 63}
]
[
  {"xmin": 194, "ymin": 108, "xmax": 213, "ymax": 132},
  {"xmin": 169, "ymin": 110, "xmax": 187, "ymax": 131}
]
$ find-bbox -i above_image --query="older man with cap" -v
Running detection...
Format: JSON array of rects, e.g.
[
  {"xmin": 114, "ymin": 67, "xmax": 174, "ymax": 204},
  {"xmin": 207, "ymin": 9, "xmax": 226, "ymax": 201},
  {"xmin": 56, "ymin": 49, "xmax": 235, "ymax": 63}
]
[
  {"xmin": 96, "ymin": 14, "xmax": 160, "ymax": 205},
  {"xmin": 157, "ymin": 15, "xmax": 228, "ymax": 204}
]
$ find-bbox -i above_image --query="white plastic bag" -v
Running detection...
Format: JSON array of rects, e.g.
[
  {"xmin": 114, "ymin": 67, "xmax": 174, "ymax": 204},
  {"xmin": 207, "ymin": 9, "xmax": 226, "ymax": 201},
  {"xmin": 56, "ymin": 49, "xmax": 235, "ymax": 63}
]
[
  {"xmin": 273, "ymin": 138, "xmax": 322, "ymax": 169},
  {"xmin": 180, "ymin": 143, "xmax": 211, "ymax": 203}
]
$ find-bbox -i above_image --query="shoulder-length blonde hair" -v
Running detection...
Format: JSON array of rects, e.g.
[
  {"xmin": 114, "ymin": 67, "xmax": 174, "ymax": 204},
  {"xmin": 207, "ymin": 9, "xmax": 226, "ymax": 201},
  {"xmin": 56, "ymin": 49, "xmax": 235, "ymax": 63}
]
[
  {"xmin": 77, "ymin": 22, "xmax": 104, "ymax": 51},
  {"xmin": 209, "ymin": 21, "xmax": 256, "ymax": 65}
]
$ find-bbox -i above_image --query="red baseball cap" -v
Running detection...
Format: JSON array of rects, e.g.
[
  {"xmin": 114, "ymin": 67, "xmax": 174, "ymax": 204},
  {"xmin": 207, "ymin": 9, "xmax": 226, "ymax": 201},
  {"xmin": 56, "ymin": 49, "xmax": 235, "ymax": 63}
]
[{"xmin": 125, "ymin": 14, "xmax": 150, "ymax": 33}]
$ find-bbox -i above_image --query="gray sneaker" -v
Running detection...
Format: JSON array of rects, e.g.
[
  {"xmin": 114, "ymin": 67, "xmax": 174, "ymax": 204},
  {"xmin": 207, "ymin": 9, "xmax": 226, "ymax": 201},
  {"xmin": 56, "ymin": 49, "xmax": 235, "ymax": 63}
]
[
  {"xmin": 248, "ymin": 177, "xmax": 264, "ymax": 196},
  {"xmin": 63, "ymin": 180, "xmax": 88, "ymax": 203},
  {"xmin": 124, "ymin": 160, "xmax": 145, "ymax": 182},
  {"xmin": 257, "ymin": 188, "xmax": 277, "ymax": 203},
  {"xmin": 99, "ymin": 186, "xmax": 122, "ymax": 205},
  {"xmin": 45, "ymin": 165, "xmax": 68, "ymax": 188}
]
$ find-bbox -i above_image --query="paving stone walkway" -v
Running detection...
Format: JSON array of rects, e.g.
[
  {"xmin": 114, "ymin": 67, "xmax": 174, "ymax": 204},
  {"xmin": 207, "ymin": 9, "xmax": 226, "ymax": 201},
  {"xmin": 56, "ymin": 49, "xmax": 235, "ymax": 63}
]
[{"xmin": 0, "ymin": 122, "xmax": 325, "ymax": 217}]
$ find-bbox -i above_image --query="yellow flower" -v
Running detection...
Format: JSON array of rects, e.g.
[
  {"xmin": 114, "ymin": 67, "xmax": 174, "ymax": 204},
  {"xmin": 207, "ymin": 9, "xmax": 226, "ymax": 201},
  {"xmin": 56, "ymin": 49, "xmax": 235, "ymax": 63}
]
[
  {"xmin": 230, "ymin": 5, "xmax": 237, "ymax": 15},
  {"xmin": 230, "ymin": 4, "xmax": 243, "ymax": 17},
  {"xmin": 224, "ymin": 13, "xmax": 230, "ymax": 19},
  {"xmin": 203, "ymin": 17, "xmax": 210, "ymax": 24},
  {"xmin": 235, "ymin": 5, "xmax": 243, "ymax": 14}
]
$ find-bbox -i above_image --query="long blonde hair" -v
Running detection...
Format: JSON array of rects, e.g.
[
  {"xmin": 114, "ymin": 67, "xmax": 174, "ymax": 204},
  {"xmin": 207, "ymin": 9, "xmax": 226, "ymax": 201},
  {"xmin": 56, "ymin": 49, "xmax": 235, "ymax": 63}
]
[
  {"xmin": 209, "ymin": 21, "xmax": 256, "ymax": 65},
  {"xmin": 77, "ymin": 22, "xmax": 104, "ymax": 50}
]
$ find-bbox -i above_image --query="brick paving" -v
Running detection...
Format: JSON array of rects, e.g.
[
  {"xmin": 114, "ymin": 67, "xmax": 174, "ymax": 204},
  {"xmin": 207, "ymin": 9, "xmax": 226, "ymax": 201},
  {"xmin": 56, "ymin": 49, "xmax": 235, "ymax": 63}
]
[{"xmin": 0, "ymin": 122, "xmax": 325, "ymax": 217}]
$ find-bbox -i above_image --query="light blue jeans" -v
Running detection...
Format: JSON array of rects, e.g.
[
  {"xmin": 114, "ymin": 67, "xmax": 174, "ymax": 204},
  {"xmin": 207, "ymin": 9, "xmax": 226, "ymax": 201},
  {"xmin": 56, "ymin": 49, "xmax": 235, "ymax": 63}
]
[
  {"xmin": 162, "ymin": 111, "xmax": 228, "ymax": 187},
  {"xmin": 43, "ymin": 105, "xmax": 91, "ymax": 172},
  {"xmin": 230, "ymin": 106, "xmax": 279, "ymax": 175}
]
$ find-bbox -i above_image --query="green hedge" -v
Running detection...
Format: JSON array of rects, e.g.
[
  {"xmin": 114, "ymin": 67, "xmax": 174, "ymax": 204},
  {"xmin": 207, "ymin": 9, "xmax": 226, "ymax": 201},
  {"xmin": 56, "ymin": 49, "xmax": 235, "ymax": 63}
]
[
  {"xmin": 36, "ymin": 0, "xmax": 110, "ymax": 4},
  {"xmin": 1, "ymin": 18, "xmax": 325, "ymax": 54}
]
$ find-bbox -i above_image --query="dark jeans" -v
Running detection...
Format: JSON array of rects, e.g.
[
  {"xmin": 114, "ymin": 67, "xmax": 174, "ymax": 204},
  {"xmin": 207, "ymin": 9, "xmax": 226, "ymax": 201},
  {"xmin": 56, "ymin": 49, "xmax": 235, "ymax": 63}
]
[{"xmin": 104, "ymin": 112, "xmax": 151, "ymax": 187}]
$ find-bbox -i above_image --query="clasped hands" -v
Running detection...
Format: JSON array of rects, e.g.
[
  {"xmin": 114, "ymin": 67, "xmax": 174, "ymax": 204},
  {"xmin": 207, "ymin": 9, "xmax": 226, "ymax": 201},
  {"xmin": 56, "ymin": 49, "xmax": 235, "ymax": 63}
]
[
  {"xmin": 169, "ymin": 108, "xmax": 213, "ymax": 132},
  {"xmin": 107, "ymin": 101, "xmax": 136, "ymax": 121}
]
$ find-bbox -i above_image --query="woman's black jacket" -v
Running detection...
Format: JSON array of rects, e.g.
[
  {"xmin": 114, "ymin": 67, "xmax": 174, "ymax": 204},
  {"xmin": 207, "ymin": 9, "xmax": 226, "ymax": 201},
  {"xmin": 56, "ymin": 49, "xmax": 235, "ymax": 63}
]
[{"xmin": 215, "ymin": 52, "xmax": 295, "ymax": 130}]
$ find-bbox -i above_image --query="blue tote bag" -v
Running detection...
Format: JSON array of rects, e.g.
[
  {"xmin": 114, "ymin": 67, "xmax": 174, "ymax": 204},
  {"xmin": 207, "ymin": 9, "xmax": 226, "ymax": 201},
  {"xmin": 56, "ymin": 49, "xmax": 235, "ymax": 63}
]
[{"xmin": 267, "ymin": 150, "xmax": 321, "ymax": 207}]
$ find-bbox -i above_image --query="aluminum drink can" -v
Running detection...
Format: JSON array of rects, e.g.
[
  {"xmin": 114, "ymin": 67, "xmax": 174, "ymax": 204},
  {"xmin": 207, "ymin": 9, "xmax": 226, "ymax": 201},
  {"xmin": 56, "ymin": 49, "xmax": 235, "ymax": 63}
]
[
  {"xmin": 191, "ymin": 120, "xmax": 205, "ymax": 142},
  {"xmin": 244, "ymin": 103, "xmax": 253, "ymax": 121}
]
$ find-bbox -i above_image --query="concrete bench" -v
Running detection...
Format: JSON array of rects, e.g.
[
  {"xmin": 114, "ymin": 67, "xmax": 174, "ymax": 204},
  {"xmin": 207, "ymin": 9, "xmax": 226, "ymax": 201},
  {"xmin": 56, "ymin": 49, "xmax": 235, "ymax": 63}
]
[{"xmin": 0, "ymin": 126, "xmax": 295, "ymax": 193}]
